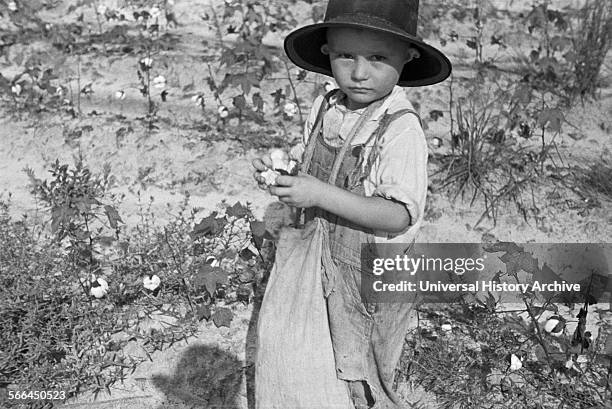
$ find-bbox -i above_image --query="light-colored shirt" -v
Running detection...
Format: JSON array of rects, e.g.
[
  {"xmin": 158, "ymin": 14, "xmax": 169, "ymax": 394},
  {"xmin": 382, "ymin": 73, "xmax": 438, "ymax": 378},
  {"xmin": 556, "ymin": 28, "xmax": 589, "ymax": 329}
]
[{"xmin": 293, "ymin": 86, "xmax": 428, "ymax": 244}]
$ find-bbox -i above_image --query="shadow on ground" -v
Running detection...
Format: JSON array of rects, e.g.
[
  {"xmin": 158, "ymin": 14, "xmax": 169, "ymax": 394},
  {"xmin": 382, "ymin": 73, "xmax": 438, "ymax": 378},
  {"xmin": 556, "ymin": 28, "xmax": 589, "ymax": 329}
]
[{"xmin": 151, "ymin": 344, "xmax": 243, "ymax": 408}]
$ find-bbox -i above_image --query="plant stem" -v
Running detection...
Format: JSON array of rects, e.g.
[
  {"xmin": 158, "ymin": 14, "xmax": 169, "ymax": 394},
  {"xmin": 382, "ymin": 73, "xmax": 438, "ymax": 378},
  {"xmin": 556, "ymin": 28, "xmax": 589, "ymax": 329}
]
[
  {"xmin": 77, "ymin": 55, "xmax": 82, "ymax": 115},
  {"xmin": 283, "ymin": 60, "xmax": 304, "ymax": 125}
]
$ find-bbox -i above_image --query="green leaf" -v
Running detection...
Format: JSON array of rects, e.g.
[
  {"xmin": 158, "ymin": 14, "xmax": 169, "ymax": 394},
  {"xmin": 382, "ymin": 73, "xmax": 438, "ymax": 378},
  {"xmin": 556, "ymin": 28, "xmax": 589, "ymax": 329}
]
[
  {"xmin": 537, "ymin": 108, "xmax": 563, "ymax": 133},
  {"xmin": 192, "ymin": 264, "xmax": 229, "ymax": 296},
  {"xmin": 191, "ymin": 212, "xmax": 226, "ymax": 238},
  {"xmin": 196, "ymin": 305, "xmax": 211, "ymax": 322},
  {"xmin": 232, "ymin": 94, "xmax": 247, "ymax": 110},
  {"xmin": 104, "ymin": 205, "xmax": 123, "ymax": 229},
  {"xmin": 251, "ymin": 221, "xmax": 266, "ymax": 250},
  {"xmin": 499, "ymin": 250, "xmax": 539, "ymax": 276},
  {"xmin": 212, "ymin": 307, "xmax": 233, "ymax": 328},
  {"xmin": 226, "ymin": 202, "xmax": 249, "ymax": 219}
]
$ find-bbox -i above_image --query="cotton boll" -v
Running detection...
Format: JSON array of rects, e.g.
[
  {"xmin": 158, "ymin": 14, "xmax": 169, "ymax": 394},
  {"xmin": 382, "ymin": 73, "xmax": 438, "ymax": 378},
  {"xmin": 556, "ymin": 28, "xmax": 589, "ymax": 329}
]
[
  {"xmin": 270, "ymin": 148, "xmax": 289, "ymax": 171},
  {"xmin": 150, "ymin": 6, "xmax": 161, "ymax": 19},
  {"xmin": 90, "ymin": 277, "xmax": 109, "ymax": 298},
  {"xmin": 114, "ymin": 90, "xmax": 126, "ymax": 100},
  {"xmin": 218, "ymin": 105, "xmax": 229, "ymax": 118},
  {"xmin": 283, "ymin": 102, "xmax": 298, "ymax": 118},
  {"xmin": 509, "ymin": 354, "xmax": 522, "ymax": 371},
  {"xmin": 543, "ymin": 316, "xmax": 565, "ymax": 337},
  {"xmin": 152, "ymin": 75, "xmax": 166, "ymax": 89},
  {"xmin": 286, "ymin": 160, "xmax": 298, "ymax": 176},
  {"xmin": 143, "ymin": 274, "xmax": 161, "ymax": 291},
  {"xmin": 261, "ymin": 169, "xmax": 280, "ymax": 186}
]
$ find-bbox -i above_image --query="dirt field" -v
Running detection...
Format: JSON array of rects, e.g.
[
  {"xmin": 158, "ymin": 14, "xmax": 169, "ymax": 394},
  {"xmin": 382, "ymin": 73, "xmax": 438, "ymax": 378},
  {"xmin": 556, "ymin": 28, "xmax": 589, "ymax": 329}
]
[{"xmin": 1, "ymin": 0, "xmax": 611, "ymax": 408}]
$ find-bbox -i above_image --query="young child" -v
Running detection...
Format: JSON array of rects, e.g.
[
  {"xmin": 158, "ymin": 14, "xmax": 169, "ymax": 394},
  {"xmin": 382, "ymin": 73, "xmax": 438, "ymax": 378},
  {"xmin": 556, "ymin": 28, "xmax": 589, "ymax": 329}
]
[{"xmin": 253, "ymin": 0, "xmax": 451, "ymax": 407}]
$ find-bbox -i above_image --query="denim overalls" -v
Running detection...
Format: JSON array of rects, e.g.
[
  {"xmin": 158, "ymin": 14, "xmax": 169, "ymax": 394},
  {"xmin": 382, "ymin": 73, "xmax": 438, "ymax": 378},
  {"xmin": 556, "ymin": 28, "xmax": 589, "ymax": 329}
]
[{"xmin": 302, "ymin": 91, "xmax": 421, "ymax": 409}]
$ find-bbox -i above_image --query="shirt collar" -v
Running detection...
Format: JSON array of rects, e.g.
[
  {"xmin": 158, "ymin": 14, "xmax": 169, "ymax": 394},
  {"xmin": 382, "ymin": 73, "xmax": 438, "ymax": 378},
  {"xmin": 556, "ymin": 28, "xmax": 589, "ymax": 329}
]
[{"xmin": 330, "ymin": 86, "xmax": 406, "ymax": 121}]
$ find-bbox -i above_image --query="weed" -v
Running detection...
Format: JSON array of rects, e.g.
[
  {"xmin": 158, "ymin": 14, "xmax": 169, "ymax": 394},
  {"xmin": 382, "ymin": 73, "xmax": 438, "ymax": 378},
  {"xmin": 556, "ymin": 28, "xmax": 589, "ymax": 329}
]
[
  {"xmin": 569, "ymin": 1, "xmax": 612, "ymax": 100},
  {"xmin": 2, "ymin": 158, "xmax": 274, "ymax": 404}
]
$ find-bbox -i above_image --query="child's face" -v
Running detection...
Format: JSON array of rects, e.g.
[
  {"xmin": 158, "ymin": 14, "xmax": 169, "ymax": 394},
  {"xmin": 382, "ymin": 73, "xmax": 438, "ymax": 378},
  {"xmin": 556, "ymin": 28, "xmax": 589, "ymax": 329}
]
[{"xmin": 323, "ymin": 27, "xmax": 414, "ymax": 110}]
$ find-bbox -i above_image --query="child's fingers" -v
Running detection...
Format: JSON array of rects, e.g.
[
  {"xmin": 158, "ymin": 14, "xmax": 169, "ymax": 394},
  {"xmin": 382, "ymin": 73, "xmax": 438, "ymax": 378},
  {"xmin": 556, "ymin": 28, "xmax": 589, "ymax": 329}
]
[
  {"xmin": 275, "ymin": 175, "xmax": 295, "ymax": 187},
  {"xmin": 252, "ymin": 158, "xmax": 268, "ymax": 171},
  {"xmin": 257, "ymin": 154, "xmax": 273, "ymax": 169},
  {"xmin": 268, "ymin": 185, "xmax": 292, "ymax": 197},
  {"xmin": 253, "ymin": 171, "xmax": 265, "ymax": 184}
]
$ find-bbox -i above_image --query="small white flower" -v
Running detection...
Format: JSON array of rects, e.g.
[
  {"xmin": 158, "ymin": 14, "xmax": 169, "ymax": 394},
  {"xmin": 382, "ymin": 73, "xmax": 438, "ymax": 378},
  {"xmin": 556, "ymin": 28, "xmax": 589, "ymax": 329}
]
[
  {"xmin": 152, "ymin": 75, "xmax": 166, "ymax": 88},
  {"xmin": 11, "ymin": 83, "xmax": 21, "ymax": 95},
  {"xmin": 509, "ymin": 354, "xmax": 522, "ymax": 371},
  {"xmin": 8, "ymin": 1, "xmax": 17, "ymax": 12},
  {"xmin": 97, "ymin": 4, "xmax": 107, "ymax": 15},
  {"xmin": 283, "ymin": 101, "xmax": 298, "ymax": 118},
  {"xmin": 218, "ymin": 105, "xmax": 229, "ymax": 118},
  {"xmin": 149, "ymin": 6, "xmax": 161, "ymax": 19},
  {"xmin": 323, "ymin": 81, "xmax": 335, "ymax": 93},
  {"xmin": 139, "ymin": 57, "xmax": 153, "ymax": 69},
  {"xmin": 143, "ymin": 274, "xmax": 161, "ymax": 291},
  {"xmin": 90, "ymin": 276, "xmax": 109, "ymax": 298},
  {"xmin": 114, "ymin": 90, "xmax": 126, "ymax": 100},
  {"xmin": 206, "ymin": 255, "xmax": 220, "ymax": 267},
  {"xmin": 191, "ymin": 94, "xmax": 204, "ymax": 107}
]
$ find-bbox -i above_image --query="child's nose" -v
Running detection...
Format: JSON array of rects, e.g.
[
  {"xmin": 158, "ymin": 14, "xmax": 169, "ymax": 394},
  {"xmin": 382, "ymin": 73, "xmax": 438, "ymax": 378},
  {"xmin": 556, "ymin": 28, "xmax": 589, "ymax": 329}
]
[{"xmin": 351, "ymin": 57, "xmax": 369, "ymax": 81}]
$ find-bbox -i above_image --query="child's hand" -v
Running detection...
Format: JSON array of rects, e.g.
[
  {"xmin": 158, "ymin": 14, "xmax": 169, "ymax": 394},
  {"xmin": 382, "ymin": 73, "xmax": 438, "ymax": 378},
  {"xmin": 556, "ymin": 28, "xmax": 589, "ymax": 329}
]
[
  {"xmin": 268, "ymin": 173, "xmax": 325, "ymax": 208},
  {"xmin": 252, "ymin": 155, "xmax": 273, "ymax": 189}
]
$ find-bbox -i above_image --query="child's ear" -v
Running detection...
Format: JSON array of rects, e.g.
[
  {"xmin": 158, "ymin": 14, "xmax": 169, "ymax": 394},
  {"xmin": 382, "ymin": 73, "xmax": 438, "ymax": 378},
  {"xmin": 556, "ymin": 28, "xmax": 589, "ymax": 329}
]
[
  {"xmin": 404, "ymin": 47, "xmax": 421, "ymax": 64},
  {"xmin": 320, "ymin": 44, "xmax": 330, "ymax": 55}
]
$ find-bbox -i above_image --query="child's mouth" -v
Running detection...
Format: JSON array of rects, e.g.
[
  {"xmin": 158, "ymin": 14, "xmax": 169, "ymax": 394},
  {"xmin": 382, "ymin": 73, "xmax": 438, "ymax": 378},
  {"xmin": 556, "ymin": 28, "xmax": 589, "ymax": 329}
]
[{"xmin": 348, "ymin": 87, "xmax": 371, "ymax": 93}]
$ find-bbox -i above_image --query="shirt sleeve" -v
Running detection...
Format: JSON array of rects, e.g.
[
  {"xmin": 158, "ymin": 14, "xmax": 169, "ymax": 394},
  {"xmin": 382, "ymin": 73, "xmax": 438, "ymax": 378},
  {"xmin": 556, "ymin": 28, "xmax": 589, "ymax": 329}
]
[
  {"xmin": 370, "ymin": 111, "xmax": 428, "ymax": 230},
  {"xmin": 289, "ymin": 95, "xmax": 325, "ymax": 163}
]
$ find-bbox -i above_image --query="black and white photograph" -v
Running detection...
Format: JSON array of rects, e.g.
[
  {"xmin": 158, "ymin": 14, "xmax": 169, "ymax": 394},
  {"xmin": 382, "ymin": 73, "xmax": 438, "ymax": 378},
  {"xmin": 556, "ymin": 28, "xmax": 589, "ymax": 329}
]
[{"xmin": 0, "ymin": 0, "xmax": 611, "ymax": 408}]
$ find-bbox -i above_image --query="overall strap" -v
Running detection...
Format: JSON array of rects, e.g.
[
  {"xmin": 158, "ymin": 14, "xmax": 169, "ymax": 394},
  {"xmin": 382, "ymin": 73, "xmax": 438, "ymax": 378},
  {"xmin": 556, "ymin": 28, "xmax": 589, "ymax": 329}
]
[
  {"xmin": 328, "ymin": 98, "xmax": 384, "ymax": 184},
  {"xmin": 301, "ymin": 89, "xmax": 341, "ymax": 175},
  {"xmin": 348, "ymin": 108, "xmax": 422, "ymax": 189}
]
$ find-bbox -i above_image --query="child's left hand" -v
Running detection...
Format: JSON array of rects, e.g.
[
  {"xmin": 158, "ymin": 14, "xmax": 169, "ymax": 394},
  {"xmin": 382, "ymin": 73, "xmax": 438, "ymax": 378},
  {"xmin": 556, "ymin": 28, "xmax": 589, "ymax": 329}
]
[{"xmin": 268, "ymin": 173, "xmax": 325, "ymax": 208}]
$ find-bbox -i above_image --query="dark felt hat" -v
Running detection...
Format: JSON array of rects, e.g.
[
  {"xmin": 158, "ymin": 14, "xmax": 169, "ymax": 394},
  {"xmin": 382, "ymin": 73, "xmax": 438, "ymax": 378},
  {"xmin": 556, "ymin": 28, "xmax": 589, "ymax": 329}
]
[{"xmin": 284, "ymin": 0, "xmax": 451, "ymax": 86}]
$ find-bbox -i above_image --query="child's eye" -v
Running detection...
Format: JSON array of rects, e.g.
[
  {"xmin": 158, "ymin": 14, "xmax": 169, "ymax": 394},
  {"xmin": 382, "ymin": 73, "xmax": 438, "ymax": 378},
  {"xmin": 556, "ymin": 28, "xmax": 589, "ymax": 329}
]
[
  {"xmin": 370, "ymin": 55, "xmax": 387, "ymax": 61},
  {"xmin": 337, "ymin": 53, "xmax": 353, "ymax": 59}
]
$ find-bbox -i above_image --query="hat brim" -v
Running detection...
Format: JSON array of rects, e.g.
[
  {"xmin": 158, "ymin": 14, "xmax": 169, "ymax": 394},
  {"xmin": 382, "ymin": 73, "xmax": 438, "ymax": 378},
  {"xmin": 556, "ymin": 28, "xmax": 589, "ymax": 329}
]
[{"xmin": 284, "ymin": 22, "xmax": 452, "ymax": 87}]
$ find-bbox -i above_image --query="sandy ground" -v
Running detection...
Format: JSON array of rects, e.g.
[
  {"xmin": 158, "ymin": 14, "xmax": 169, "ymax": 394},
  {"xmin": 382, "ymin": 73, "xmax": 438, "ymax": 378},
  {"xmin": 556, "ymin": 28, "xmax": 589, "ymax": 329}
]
[{"xmin": 1, "ymin": 0, "xmax": 611, "ymax": 408}]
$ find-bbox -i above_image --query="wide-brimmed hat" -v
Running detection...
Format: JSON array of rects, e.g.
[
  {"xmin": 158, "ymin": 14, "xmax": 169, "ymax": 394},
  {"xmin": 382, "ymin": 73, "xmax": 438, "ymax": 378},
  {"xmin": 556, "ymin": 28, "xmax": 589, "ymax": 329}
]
[{"xmin": 284, "ymin": 0, "xmax": 451, "ymax": 87}]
